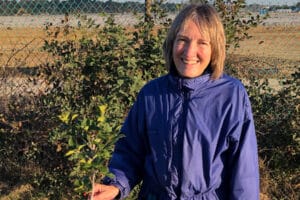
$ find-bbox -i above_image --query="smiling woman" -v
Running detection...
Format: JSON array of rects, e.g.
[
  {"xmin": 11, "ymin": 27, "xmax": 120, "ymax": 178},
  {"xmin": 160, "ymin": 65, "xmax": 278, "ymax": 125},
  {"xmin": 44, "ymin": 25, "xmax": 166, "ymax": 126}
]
[
  {"xmin": 92, "ymin": 3, "xmax": 260, "ymax": 200},
  {"xmin": 164, "ymin": 4, "xmax": 226, "ymax": 80},
  {"xmin": 172, "ymin": 19, "xmax": 212, "ymax": 78}
]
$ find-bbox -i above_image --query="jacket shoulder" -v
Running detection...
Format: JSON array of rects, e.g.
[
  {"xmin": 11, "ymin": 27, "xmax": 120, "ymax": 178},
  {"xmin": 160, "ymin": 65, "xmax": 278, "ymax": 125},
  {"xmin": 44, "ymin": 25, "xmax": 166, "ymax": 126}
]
[
  {"xmin": 220, "ymin": 74, "xmax": 245, "ymax": 89},
  {"xmin": 139, "ymin": 74, "xmax": 169, "ymax": 94}
]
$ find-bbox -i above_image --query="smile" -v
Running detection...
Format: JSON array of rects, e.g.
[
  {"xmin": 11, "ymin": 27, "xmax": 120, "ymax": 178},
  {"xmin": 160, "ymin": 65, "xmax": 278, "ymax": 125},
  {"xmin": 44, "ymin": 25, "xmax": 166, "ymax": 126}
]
[{"xmin": 182, "ymin": 58, "xmax": 200, "ymax": 64}]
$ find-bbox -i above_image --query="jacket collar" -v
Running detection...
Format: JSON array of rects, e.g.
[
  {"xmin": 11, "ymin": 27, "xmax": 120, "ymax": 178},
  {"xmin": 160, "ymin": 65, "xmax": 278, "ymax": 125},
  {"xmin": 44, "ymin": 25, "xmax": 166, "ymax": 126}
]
[{"xmin": 168, "ymin": 69, "xmax": 212, "ymax": 92}]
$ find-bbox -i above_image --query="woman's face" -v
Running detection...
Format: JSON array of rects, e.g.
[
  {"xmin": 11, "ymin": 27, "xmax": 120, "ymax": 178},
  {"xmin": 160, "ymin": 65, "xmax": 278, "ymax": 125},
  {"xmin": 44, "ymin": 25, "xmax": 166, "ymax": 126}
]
[{"xmin": 173, "ymin": 19, "xmax": 212, "ymax": 78}]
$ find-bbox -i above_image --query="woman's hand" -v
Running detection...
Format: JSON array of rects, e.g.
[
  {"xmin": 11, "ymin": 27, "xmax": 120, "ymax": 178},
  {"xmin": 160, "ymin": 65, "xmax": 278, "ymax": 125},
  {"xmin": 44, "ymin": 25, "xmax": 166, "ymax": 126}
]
[{"xmin": 90, "ymin": 183, "xmax": 120, "ymax": 200}]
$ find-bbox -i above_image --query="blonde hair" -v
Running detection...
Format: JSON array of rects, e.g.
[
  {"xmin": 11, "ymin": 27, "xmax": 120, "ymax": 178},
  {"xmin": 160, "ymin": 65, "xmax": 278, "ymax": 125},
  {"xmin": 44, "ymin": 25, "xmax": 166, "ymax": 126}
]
[{"xmin": 163, "ymin": 4, "xmax": 226, "ymax": 79}]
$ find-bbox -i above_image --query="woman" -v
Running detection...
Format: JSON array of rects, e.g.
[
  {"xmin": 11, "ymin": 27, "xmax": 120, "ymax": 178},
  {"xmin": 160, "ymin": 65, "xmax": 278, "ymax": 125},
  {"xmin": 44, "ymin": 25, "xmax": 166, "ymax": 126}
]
[{"xmin": 92, "ymin": 3, "xmax": 260, "ymax": 200}]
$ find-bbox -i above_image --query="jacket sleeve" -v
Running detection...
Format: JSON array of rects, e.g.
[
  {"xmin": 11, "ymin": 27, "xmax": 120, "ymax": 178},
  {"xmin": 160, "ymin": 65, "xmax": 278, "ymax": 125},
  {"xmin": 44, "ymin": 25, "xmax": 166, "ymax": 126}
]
[
  {"xmin": 228, "ymin": 92, "xmax": 260, "ymax": 200},
  {"xmin": 105, "ymin": 91, "xmax": 147, "ymax": 199}
]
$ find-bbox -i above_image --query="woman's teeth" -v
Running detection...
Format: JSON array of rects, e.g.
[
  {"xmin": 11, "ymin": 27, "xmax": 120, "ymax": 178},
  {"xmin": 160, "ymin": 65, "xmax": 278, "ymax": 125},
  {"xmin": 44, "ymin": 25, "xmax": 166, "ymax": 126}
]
[{"xmin": 182, "ymin": 59, "xmax": 199, "ymax": 64}]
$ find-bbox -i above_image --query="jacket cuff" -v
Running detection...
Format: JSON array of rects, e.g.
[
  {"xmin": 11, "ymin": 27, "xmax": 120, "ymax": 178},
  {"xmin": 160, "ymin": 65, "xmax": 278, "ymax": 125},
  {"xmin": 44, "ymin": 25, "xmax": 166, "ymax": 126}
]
[{"xmin": 102, "ymin": 176, "xmax": 127, "ymax": 199}]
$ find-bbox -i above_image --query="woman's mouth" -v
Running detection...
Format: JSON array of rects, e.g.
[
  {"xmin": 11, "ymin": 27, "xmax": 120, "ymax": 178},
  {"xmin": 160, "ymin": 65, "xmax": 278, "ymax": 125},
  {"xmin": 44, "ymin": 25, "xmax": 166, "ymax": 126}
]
[{"xmin": 182, "ymin": 58, "xmax": 200, "ymax": 65}]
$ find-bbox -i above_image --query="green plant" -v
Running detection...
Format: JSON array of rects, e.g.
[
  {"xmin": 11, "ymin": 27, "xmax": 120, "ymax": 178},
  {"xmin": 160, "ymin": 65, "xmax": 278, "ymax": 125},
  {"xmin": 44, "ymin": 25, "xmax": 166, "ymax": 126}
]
[
  {"xmin": 214, "ymin": 0, "xmax": 263, "ymax": 49},
  {"xmin": 245, "ymin": 67, "xmax": 300, "ymax": 199},
  {"xmin": 40, "ymin": 5, "xmax": 170, "ymax": 197},
  {"xmin": 189, "ymin": 0, "xmax": 263, "ymax": 49},
  {"xmin": 59, "ymin": 104, "xmax": 122, "ymax": 195}
]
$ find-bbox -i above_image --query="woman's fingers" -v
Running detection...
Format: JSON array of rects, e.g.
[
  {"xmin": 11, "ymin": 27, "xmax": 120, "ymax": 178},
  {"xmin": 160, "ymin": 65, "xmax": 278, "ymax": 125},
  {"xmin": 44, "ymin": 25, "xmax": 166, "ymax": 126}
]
[{"xmin": 90, "ymin": 183, "xmax": 120, "ymax": 200}]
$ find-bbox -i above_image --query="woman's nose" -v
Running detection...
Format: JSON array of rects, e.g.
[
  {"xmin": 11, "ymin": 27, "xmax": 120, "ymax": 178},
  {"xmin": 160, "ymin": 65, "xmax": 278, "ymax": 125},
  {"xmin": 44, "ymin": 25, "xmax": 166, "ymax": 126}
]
[{"xmin": 184, "ymin": 42, "xmax": 197, "ymax": 57}]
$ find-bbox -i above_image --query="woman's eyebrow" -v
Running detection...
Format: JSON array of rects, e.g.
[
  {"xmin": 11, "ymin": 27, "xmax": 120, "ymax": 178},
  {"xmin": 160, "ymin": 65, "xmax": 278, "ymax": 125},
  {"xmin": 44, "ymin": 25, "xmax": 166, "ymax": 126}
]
[
  {"xmin": 198, "ymin": 38, "xmax": 210, "ymax": 42},
  {"xmin": 176, "ymin": 34, "xmax": 209, "ymax": 41},
  {"xmin": 176, "ymin": 34, "xmax": 187, "ymax": 38}
]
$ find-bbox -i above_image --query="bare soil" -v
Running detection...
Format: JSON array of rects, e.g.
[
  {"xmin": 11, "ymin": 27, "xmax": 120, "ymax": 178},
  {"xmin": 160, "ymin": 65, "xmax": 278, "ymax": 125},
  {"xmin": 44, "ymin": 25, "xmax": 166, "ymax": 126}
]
[{"xmin": 229, "ymin": 25, "xmax": 300, "ymax": 62}]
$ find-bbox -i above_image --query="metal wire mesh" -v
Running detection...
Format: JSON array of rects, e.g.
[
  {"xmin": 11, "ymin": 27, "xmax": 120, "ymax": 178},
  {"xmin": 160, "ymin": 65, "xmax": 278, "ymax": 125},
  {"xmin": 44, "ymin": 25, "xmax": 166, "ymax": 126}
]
[
  {"xmin": 0, "ymin": 0, "xmax": 299, "ymax": 110},
  {"xmin": 0, "ymin": 0, "xmax": 183, "ymax": 69},
  {"xmin": 0, "ymin": 0, "xmax": 299, "ymax": 67}
]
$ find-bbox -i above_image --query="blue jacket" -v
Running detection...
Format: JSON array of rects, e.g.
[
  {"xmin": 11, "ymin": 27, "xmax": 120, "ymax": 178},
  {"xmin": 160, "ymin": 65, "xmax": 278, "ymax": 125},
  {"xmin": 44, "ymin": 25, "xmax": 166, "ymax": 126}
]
[{"xmin": 106, "ymin": 72, "xmax": 260, "ymax": 199}]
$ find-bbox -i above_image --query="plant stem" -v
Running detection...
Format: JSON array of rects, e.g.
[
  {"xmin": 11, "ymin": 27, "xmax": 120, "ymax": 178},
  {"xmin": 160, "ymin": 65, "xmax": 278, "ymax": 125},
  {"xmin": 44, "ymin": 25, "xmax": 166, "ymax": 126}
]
[{"xmin": 90, "ymin": 172, "xmax": 96, "ymax": 200}]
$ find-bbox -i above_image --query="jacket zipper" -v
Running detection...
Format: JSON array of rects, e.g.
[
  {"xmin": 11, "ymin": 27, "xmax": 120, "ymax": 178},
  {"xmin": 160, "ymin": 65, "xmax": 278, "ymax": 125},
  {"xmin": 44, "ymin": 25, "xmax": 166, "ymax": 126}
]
[{"xmin": 173, "ymin": 88, "xmax": 190, "ymax": 197}]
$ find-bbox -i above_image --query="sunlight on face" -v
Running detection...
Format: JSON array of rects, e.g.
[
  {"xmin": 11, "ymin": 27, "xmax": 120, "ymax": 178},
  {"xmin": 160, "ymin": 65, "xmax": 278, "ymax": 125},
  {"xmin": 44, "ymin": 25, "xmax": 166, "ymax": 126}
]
[{"xmin": 173, "ymin": 19, "xmax": 212, "ymax": 78}]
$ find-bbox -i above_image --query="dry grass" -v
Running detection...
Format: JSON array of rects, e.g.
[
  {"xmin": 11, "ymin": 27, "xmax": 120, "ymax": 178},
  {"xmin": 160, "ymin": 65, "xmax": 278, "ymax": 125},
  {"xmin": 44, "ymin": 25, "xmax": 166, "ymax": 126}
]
[{"xmin": 259, "ymin": 158, "xmax": 272, "ymax": 200}]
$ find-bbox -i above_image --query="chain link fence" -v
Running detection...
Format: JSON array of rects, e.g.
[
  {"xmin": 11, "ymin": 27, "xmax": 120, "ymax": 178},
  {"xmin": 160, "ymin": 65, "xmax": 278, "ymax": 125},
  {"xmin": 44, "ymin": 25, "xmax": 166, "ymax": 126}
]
[
  {"xmin": 0, "ymin": 0, "xmax": 299, "ymax": 67},
  {"xmin": 0, "ymin": 0, "xmax": 299, "ymax": 102},
  {"xmin": 0, "ymin": 0, "xmax": 173, "ymax": 69},
  {"xmin": 0, "ymin": 0, "xmax": 179, "ymax": 112}
]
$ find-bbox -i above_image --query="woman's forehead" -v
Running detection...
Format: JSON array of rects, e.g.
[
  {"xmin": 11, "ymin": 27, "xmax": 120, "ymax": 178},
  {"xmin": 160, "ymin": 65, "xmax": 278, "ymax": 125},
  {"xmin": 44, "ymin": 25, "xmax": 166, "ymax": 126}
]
[{"xmin": 178, "ymin": 19, "xmax": 210, "ymax": 39}]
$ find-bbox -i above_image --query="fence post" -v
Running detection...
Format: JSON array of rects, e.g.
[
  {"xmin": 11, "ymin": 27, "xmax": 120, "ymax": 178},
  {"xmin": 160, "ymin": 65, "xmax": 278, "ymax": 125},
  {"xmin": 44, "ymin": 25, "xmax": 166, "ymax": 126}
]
[{"xmin": 145, "ymin": 0, "xmax": 152, "ymax": 22}]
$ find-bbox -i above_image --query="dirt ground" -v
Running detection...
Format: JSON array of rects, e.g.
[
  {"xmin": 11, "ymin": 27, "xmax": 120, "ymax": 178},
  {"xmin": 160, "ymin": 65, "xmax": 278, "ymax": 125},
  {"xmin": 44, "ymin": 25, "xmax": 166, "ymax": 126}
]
[
  {"xmin": 229, "ymin": 25, "xmax": 300, "ymax": 62},
  {"xmin": 0, "ymin": 27, "xmax": 51, "ymax": 68},
  {"xmin": 227, "ymin": 25, "xmax": 300, "ymax": 81}
]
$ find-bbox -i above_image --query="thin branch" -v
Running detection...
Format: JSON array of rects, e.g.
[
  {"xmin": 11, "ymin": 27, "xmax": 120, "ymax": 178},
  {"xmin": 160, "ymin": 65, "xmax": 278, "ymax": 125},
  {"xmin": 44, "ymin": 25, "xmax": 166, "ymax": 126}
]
[
  {"xmin": 4, "ymin": 38, "xmax": 37, "ymax": 69},
  {"xmin": 90, "ymin": 172, "xmax": 96, "ymax": 200}
]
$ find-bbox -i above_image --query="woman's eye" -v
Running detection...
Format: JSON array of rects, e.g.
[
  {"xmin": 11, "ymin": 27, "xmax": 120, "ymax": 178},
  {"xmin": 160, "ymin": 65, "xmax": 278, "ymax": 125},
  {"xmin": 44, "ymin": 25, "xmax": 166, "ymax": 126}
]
[
  {"xmin": 177, "ymin": 38, "xmax": 186, "ymax": 43},
  {"xmin": 198, "ymin": 41, "xmax": 209, "ymax": 45}
]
